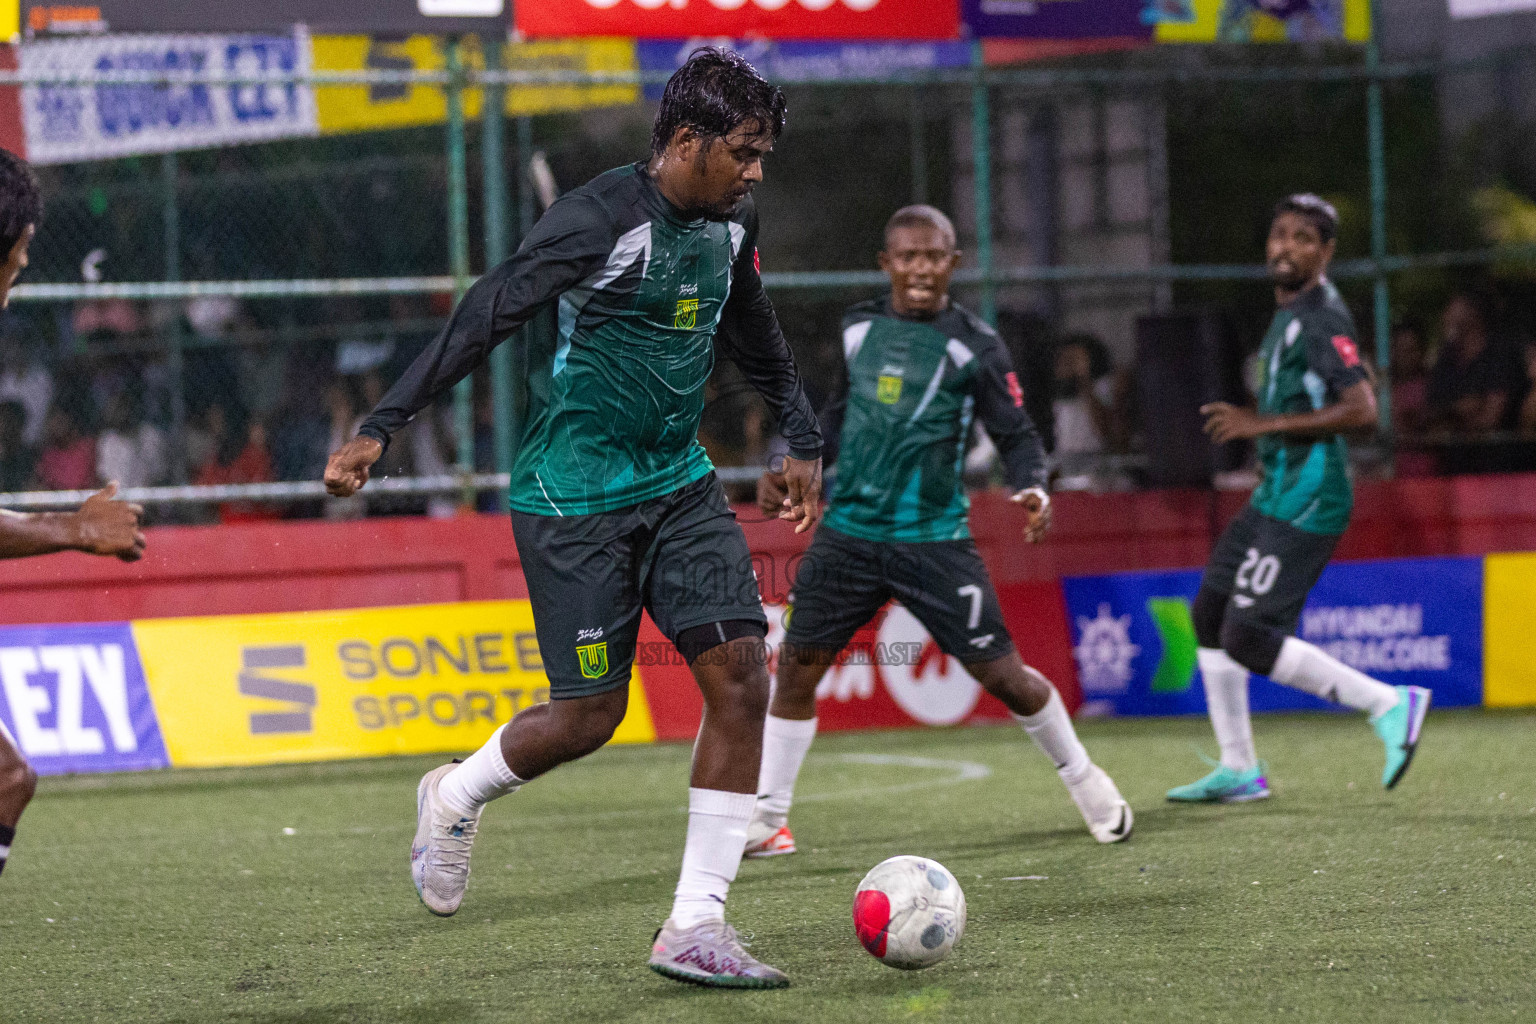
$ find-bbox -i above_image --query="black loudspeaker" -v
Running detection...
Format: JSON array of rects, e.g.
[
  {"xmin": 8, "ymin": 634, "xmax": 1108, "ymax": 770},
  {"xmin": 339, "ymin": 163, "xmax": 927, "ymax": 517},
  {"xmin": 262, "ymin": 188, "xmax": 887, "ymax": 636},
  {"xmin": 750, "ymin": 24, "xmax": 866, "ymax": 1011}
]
[{"xmin": 1134, "ymin": 311, "xmax": 1246, "ymax": 487}]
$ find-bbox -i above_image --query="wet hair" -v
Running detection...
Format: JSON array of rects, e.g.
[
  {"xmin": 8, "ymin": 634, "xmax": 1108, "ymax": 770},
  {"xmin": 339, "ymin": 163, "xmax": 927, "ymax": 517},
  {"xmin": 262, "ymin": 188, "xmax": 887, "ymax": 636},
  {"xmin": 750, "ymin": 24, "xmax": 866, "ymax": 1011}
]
[
  {"xmin": 0, "ymin": 149, "xmax": 40, "ymax": 257},
  {"xmin": 650, "ymin": 47, "xmax": 787, "ymax": 157},
  {"xmin": 1273, "ymin": 193, "xmax": 1337, "ymax": 244},
  {"xmin": 883, "ymin": 205, "xmax": 958, "ymax": 249}
]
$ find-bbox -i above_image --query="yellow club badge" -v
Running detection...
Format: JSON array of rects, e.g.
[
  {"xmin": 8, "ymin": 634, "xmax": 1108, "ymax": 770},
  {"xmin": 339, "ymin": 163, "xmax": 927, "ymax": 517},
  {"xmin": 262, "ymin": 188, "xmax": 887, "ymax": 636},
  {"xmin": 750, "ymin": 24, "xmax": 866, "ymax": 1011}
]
[
  {"xmin": 576, "ymin": 641, "xmax": 609, "ymax": 679},
  {"xmin": 674, "ymin": 298, "xmax": 699, "ymax": 330}
]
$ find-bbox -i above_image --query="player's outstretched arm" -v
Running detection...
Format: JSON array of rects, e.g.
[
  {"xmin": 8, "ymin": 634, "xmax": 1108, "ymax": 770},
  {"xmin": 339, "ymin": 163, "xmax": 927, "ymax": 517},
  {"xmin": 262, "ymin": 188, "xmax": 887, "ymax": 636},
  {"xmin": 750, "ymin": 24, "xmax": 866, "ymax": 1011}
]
[
  {"xmin": 969, "ymin": 322, "xmax": 1051, "ymax": 543},
  {"xmin": 324, "ymin": 435, "xmax": 384, "ymax": 497},
  {"xmin": 0, "ymin": 482, "xmax": 145, "ymax": 561},
  {"xmin": 1202, "ymin": 381, "xmax": 1377, "ymax": 443}
]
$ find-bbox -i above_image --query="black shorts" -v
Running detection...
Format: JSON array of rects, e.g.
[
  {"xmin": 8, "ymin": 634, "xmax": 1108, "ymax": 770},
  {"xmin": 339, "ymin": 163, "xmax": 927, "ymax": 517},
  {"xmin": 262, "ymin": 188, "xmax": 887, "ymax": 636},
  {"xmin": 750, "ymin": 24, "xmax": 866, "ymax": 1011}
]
[
  {"xmin": 1201, "ymin": 504, "xmax": 1340, "ymax": 634},
  {"xmin": 511, "ymin": 473, "xmax": 767, "ymax": 699},
  {"xmin": 782, "ymin": 526, "xmax": 1014, "ymax": 664}
]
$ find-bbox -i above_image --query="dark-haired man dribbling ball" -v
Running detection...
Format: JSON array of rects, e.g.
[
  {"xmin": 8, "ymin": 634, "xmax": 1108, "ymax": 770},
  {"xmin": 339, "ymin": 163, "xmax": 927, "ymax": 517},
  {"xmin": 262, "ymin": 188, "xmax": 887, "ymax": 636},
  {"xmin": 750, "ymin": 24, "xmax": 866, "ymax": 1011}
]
[
  {"xmin": 325, "ymin": 48, "xmax": 820, "ymax": 988},
  {"xmin": 0, "ymin": 147, "xmax": 147, "ymax": 881},
  {"xmin": 1167, "ymin": 194, "xmax": 1430, "ymax": 804}
]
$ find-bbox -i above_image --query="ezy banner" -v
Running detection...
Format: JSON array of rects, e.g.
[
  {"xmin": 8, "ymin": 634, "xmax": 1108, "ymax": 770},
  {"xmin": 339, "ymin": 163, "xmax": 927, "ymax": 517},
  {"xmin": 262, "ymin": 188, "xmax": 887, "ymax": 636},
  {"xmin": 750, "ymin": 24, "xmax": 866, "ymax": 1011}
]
[
  {"xmin": 1062, "ymin": 556, "xmax": 1483, "ymax": 717},
  {"xmin": 18, "ymin": 29, "xmax": 319, "ymax": 165}
]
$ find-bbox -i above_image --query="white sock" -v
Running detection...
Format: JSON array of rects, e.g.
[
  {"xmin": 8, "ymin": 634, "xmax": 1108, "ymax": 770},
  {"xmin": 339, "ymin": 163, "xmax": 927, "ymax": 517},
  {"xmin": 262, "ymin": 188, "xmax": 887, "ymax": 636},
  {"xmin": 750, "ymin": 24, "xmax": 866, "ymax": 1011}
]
[
  {"xmin": 1199, "ymin": 647, "xmax": 1257, "ymax": 771},
  {"xmin": 670, "ymin": 788, "xmax": 755, "ymax": 929},
  {"xmin": 1014, "ymin": 687, "xmax": 1092, "ymax": 785},
  {"xmin": 1270, "ymin": 637, "xmax": 1399, "ymax": 718},
  {"xmin": 438, "ymin": 724, "xmax": 524, "ymax": 819},
  {"xmin": 754, "ymin": 715, "xmax": 818, "ymax": 828}
]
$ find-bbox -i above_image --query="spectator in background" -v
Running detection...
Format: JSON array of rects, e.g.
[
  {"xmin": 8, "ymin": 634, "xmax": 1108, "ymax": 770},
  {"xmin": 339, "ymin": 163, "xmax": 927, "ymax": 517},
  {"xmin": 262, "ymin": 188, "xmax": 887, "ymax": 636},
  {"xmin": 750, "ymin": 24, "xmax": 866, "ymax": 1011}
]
[
  {"xmin": 1051, "ymin": 332, "xmax": 1131, "ymax": 483},
  {"xmin": 194, "ymin": 403, "xmax": 278, "ymax": 523},
  {"xmin": 33, "ymin": 403, "xmax": 96, "ymax": 490},
  {"xmin": 1389, "ymin": 319, "xmax": 1435, "ymax": 478},
  {"xmin": 96, "ymin": 390, "xmax": 166, "ymax": 490},
  {"xmin": 1519, "ymin": 338, "xmax": 1536, "ymax": 435},
  {"xmin": 0, "ymin": 399, "xmax": 34, "ymax": 491},
  {"xmin": 0, "ymin": 334, "xmax": 52, "ymax": 446},
  {"xmin": 1426, "ymin": 291, "xmax": 1523, "ymax": 434}
]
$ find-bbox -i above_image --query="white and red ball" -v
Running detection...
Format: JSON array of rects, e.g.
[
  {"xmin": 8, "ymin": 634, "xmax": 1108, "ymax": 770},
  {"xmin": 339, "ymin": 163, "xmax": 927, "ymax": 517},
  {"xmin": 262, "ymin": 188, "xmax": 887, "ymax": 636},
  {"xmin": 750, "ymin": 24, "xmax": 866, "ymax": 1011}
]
[{"xmin": 852, "ymin": 855, "xmax": 966, "ymax": 970}]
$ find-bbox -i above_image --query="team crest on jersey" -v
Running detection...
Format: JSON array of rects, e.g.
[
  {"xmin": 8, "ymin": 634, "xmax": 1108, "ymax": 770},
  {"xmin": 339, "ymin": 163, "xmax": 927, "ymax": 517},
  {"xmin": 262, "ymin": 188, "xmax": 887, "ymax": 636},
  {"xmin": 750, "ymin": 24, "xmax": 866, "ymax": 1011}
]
[
  {"xmin": 576, "ymin": 642, "xmax": 609, "ymax": 679},
  {"xmin": 876, "ymin": 365, "xmax": 904, "ymax": 405},
  {"xmin": 674, "ymin": 298, "xmax": 699, "ymax": 330}
]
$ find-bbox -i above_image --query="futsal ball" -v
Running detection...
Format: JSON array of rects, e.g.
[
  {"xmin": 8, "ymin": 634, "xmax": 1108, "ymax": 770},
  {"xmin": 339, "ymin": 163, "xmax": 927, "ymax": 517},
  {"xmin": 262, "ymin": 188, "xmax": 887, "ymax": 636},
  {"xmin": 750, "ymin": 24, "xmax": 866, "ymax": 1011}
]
[{"xmin": 853, "ymin": 855, "xmax": 966, "ymax": 970}]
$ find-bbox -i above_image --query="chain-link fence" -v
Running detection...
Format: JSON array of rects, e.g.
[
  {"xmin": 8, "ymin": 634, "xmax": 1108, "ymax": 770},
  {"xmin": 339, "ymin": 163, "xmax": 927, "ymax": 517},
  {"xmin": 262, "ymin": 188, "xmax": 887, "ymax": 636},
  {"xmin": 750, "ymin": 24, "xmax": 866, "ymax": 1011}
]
[{"xmin": 2, "ymin": 41, "xmax": 1535, "ymax": 521}]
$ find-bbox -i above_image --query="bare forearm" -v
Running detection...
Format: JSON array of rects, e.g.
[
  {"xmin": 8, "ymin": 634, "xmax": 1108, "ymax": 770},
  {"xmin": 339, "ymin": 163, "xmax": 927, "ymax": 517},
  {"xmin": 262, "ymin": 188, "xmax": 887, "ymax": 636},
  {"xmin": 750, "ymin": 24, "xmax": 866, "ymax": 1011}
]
[
  {"xmin": 1257, "ymin": 406, "xmax": 1371, "ymax": 439},
  {"xmin": 0, "ymin": 510, "xmax": 81, "ymax": 559}
]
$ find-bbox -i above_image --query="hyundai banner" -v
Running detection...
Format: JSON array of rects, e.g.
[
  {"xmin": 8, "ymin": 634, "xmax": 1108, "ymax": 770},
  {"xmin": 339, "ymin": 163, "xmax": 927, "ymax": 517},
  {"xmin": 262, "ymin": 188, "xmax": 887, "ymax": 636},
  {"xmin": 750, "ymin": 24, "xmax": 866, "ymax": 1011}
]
[{"xmin": 1062, "ymin": 556, "xmax": 1483, "ymax": 717}]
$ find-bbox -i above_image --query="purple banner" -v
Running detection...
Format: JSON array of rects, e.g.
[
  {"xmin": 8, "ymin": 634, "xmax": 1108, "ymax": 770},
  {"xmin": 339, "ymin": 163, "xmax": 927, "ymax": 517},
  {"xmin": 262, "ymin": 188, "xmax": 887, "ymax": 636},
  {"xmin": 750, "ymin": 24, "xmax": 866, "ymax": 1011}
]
[
  {"xmin": 0, "ymin": 622, "xmax": 168, "ymax": 775},
  {"xmin": 962, "ymin": 0, "xmax": 1154, "ymax": 39}
]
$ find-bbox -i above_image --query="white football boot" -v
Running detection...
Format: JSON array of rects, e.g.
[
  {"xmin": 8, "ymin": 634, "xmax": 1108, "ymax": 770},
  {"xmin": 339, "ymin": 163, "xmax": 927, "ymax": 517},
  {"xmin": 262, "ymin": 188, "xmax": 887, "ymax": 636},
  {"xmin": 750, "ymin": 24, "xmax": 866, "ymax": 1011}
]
[
  {"xmin": 650, "ymin": 918, "xmax": 790, "ymax": 988},
  {"xmin": 743, "ymin": 814, "xmax": 796, "ymax": 858},
  {"xmin": 1066, "ymin": 763, "xmax": 1133, "ymax": 844},
  {"xmin": 411, "ymin": 763, "xmax": 480, "ymax": 916}
]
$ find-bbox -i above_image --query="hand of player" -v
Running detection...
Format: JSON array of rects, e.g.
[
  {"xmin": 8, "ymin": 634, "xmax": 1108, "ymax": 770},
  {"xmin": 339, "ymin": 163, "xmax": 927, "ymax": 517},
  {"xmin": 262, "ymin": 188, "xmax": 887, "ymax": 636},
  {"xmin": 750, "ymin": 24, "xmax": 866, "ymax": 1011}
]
[
  {"xmin": 324, "ymin": 435, "xmax": 384, "ymax": 497},
  {"xmin": 757, "ymin": 469, "xmax": 789, "ymax": 518},
  {"xmin": 779, "ymin": 455, "xmax": 823, "ymax": 534},
  {"xmin": 1201, "ymin": 402, "xmax": 1264, "ymax": 443},
  {"xmin": 1011, "ymin": 486, "xmax": 1052, "ymax": 544},
  {"xmin": 70, "ymin": 482, "xmax": 146, "ymax": 562}
]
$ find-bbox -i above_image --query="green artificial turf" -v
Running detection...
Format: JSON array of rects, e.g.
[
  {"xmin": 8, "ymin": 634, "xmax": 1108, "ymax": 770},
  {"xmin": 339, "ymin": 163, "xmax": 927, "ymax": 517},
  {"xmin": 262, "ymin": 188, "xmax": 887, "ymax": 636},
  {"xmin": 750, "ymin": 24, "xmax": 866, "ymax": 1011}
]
[{"xmin": 3, "ymin": 710, "xmax": 1533, "ymax": 1023}]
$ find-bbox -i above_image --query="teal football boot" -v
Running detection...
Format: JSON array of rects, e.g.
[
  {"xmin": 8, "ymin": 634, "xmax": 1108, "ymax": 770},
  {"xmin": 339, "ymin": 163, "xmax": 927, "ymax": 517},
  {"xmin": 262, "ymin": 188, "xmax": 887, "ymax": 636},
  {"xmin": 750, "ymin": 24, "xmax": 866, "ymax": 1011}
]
[
  {"xmin": 1166, "ymin": 755, "xmax": 1270, "ymax": 803},
  {"xmin": 1372, "ymin": 685, "xmax": 1431, "ymax": 790}
]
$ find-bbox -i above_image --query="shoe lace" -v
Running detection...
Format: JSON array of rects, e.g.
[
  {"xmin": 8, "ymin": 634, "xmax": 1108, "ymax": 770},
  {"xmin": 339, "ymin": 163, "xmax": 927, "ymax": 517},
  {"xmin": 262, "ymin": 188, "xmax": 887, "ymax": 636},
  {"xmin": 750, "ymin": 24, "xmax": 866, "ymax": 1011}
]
[{"xmin": 432, "ymin": 813, "xmax": 479, "ymax": 875}]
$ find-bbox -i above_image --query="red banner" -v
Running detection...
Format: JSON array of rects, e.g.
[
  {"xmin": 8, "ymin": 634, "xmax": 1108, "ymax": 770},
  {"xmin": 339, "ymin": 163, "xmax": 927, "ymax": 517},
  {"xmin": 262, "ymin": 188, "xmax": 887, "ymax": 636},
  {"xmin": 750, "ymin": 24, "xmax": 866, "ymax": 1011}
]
[{"xmin": 515, "ymin": 0, "xmax": 961, "ymax": 41}]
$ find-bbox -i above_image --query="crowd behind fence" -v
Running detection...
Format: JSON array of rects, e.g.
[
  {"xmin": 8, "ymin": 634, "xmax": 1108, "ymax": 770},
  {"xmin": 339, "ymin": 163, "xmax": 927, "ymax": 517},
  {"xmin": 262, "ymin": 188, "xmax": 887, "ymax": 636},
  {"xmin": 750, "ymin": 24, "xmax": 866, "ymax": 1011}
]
[{"xmin": 1, "ymin": 47, "xmax": 1535, "ymax": 520}]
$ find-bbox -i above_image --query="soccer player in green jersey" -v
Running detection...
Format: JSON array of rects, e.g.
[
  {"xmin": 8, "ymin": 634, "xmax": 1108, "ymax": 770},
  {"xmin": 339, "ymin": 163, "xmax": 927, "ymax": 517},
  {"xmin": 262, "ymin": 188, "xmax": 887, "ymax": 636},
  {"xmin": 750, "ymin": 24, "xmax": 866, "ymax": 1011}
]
[
  {"xmin": 0, "ymin": 148, "xmax": 147, "ymax": 881},
  {"xmin": 744, "ymin": 205, "xmax": 1132, "ymax": 858},
  {"xmin": 325, "ymin": 50, "xmax": 822, "ymax": 988},
  {"xmin": 1166, "ymin": 194, "xmax": 1430, "ymax": 805}
]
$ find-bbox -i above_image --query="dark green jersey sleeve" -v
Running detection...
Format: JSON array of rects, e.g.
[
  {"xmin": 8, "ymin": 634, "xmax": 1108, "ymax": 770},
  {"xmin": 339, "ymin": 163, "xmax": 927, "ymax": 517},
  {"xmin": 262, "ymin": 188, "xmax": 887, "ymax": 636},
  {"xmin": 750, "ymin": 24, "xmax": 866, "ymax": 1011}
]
[
  {"xmin": 713, "ymin": 206, "xmax": 821, "ymax": 460},
  {"xmin": 964, "ymin": 317, "xmax": 1047, "ymax": 492},
  {"xmin": 1302, "ymin": 307, "xmax": 1369, "ymax": 397},
  {"xmin": 358, "ymin": 193, "xmax": 614, "ymax": 449}
]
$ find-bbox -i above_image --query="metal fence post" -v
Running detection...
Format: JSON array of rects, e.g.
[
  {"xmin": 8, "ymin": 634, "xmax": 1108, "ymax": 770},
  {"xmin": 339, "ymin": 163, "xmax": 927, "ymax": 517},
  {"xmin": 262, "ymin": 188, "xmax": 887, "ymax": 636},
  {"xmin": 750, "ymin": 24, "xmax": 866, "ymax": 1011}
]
[
  {"xmin": 482, "ymin": 37, "xmax": 515, "ymax": 512},
  {"xmin": 161, "ymin": 151, "xmax": 187, "ymax": 486},
  {"xmin": 445, "ymin": 36, "xmax": 475, "ymax": 503},
  {"xmin": 971, "ymin": 41, "xmax": 996, "ymax": 326},
  {"xmin": 1366, "ymin": 0, "xmax": 1394, "ymax": 461},
  {"xmin": 909, "ymin": 87, "xmax": 927, "ymax": 207}
]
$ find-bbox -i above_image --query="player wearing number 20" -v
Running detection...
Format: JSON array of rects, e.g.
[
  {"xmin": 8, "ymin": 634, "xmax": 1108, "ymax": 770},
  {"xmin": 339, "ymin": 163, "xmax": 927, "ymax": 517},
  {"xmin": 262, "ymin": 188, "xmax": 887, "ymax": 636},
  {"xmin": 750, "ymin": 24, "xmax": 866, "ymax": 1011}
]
[
  {"xmin": 747, "ymin": 206, "xmax": 1132, "ymax": 857},
  {"xmin": 1168, "ymin": 194, "xmax": 1430, "ymax": 805}
]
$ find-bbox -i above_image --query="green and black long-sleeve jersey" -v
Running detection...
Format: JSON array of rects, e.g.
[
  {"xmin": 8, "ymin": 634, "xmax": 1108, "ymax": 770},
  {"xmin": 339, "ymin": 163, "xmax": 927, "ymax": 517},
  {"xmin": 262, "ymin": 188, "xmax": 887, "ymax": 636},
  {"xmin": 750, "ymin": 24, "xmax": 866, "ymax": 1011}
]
[
  {"xmin": 820, "ymin": 297, "xmax": 1047, "ymax": 544},
  {"xmin": 359, "ymin": 162, "xmax": 821, "ymax": 516}
]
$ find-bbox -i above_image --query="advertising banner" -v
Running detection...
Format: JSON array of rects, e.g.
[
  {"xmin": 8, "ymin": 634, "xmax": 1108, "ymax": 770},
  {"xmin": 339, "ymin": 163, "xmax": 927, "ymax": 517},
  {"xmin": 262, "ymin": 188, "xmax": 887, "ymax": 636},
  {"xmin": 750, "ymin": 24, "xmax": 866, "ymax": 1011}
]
[
  {"xmin": 1062, "ymin": 556, "xmax": 1483, "ymax": 717},
  {"xmin": 20, "ymin": 0, "xmax": 507, "ymax": 36},
  {"xmin": 1448, "ymin": 0, "xmax": 1536, "ymax": 16},
  {"xmin": 18, "ymin": 29, "xmax": 318, "ymax": 165},
  {"xmin": 132, "ymin": 600, "xmax": 654, "ymax": 769},
  {"xmin": 636, "ymin": 38, "xmax": 972, "ymax": 99},
  {"xmin": 1482, "ymin": 553, "xmax": 1536, "ymax": 707},
  {"xmin": 516, "ymin": 0, "xmax": 962, "ymax": 42},
  {"xmin": 1147, "ymin": 0, "xmax": 1371, "ymax": 43},
  {"xmin": 962, "ymin": 0, "xmax": 1153, "ymax": 40},
  {"xmin": 312, "ymin": 35, "xmax": 637, "ymax": 136},
  {"xmin": 0, "ymin": 621, "xmax": 168, "ymax": 776}
]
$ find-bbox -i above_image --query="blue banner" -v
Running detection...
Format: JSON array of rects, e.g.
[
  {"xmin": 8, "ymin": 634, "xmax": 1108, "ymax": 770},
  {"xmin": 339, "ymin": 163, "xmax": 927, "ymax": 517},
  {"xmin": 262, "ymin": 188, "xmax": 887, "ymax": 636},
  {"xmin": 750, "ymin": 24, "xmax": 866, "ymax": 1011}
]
[
  {"xmin": 0, "ymin": 622, "xmax": 169, "ymax": 775},
  {"xmin": 1062, "ymin": 556, "xmax": 1483, "ymax": 717},
  {"xmin": 636, "ymin": 39, "xmax": 974, "ymax": 99},
  {"xmin": 962, "ymin": 0, "xmax": 1154, "ymax": 40}
]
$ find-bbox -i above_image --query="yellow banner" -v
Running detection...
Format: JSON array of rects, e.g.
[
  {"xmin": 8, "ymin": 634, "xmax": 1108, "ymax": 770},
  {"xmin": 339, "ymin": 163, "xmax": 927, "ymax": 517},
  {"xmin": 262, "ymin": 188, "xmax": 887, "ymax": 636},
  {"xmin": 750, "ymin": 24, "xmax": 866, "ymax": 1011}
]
[
  {"xmin": 312, "ymin": 35, "xmax": 638, "ymax": 136},
  {"xmin": 1155, "ymin": 0, "xmax": 1370, "ymax": 43},
  {"xmin": 133, "ymin": 600, "xmax": 655, "ymax": 768},
  {"xmin": 1483, "ymin": 554, "xmax": 1536, "ymax": 708}
]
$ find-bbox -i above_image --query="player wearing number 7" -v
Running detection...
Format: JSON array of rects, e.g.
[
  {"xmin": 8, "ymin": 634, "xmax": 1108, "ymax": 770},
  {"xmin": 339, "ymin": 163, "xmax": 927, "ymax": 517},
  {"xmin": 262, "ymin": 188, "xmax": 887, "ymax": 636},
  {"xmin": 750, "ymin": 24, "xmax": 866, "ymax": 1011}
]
[
  {"xmin": 747, "ymin": 205, "xmax": 1131, "ymax": 857},
  {"xmin": 1168, "ymin": 194, "xmax": 1430, "ymax": 805}
]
